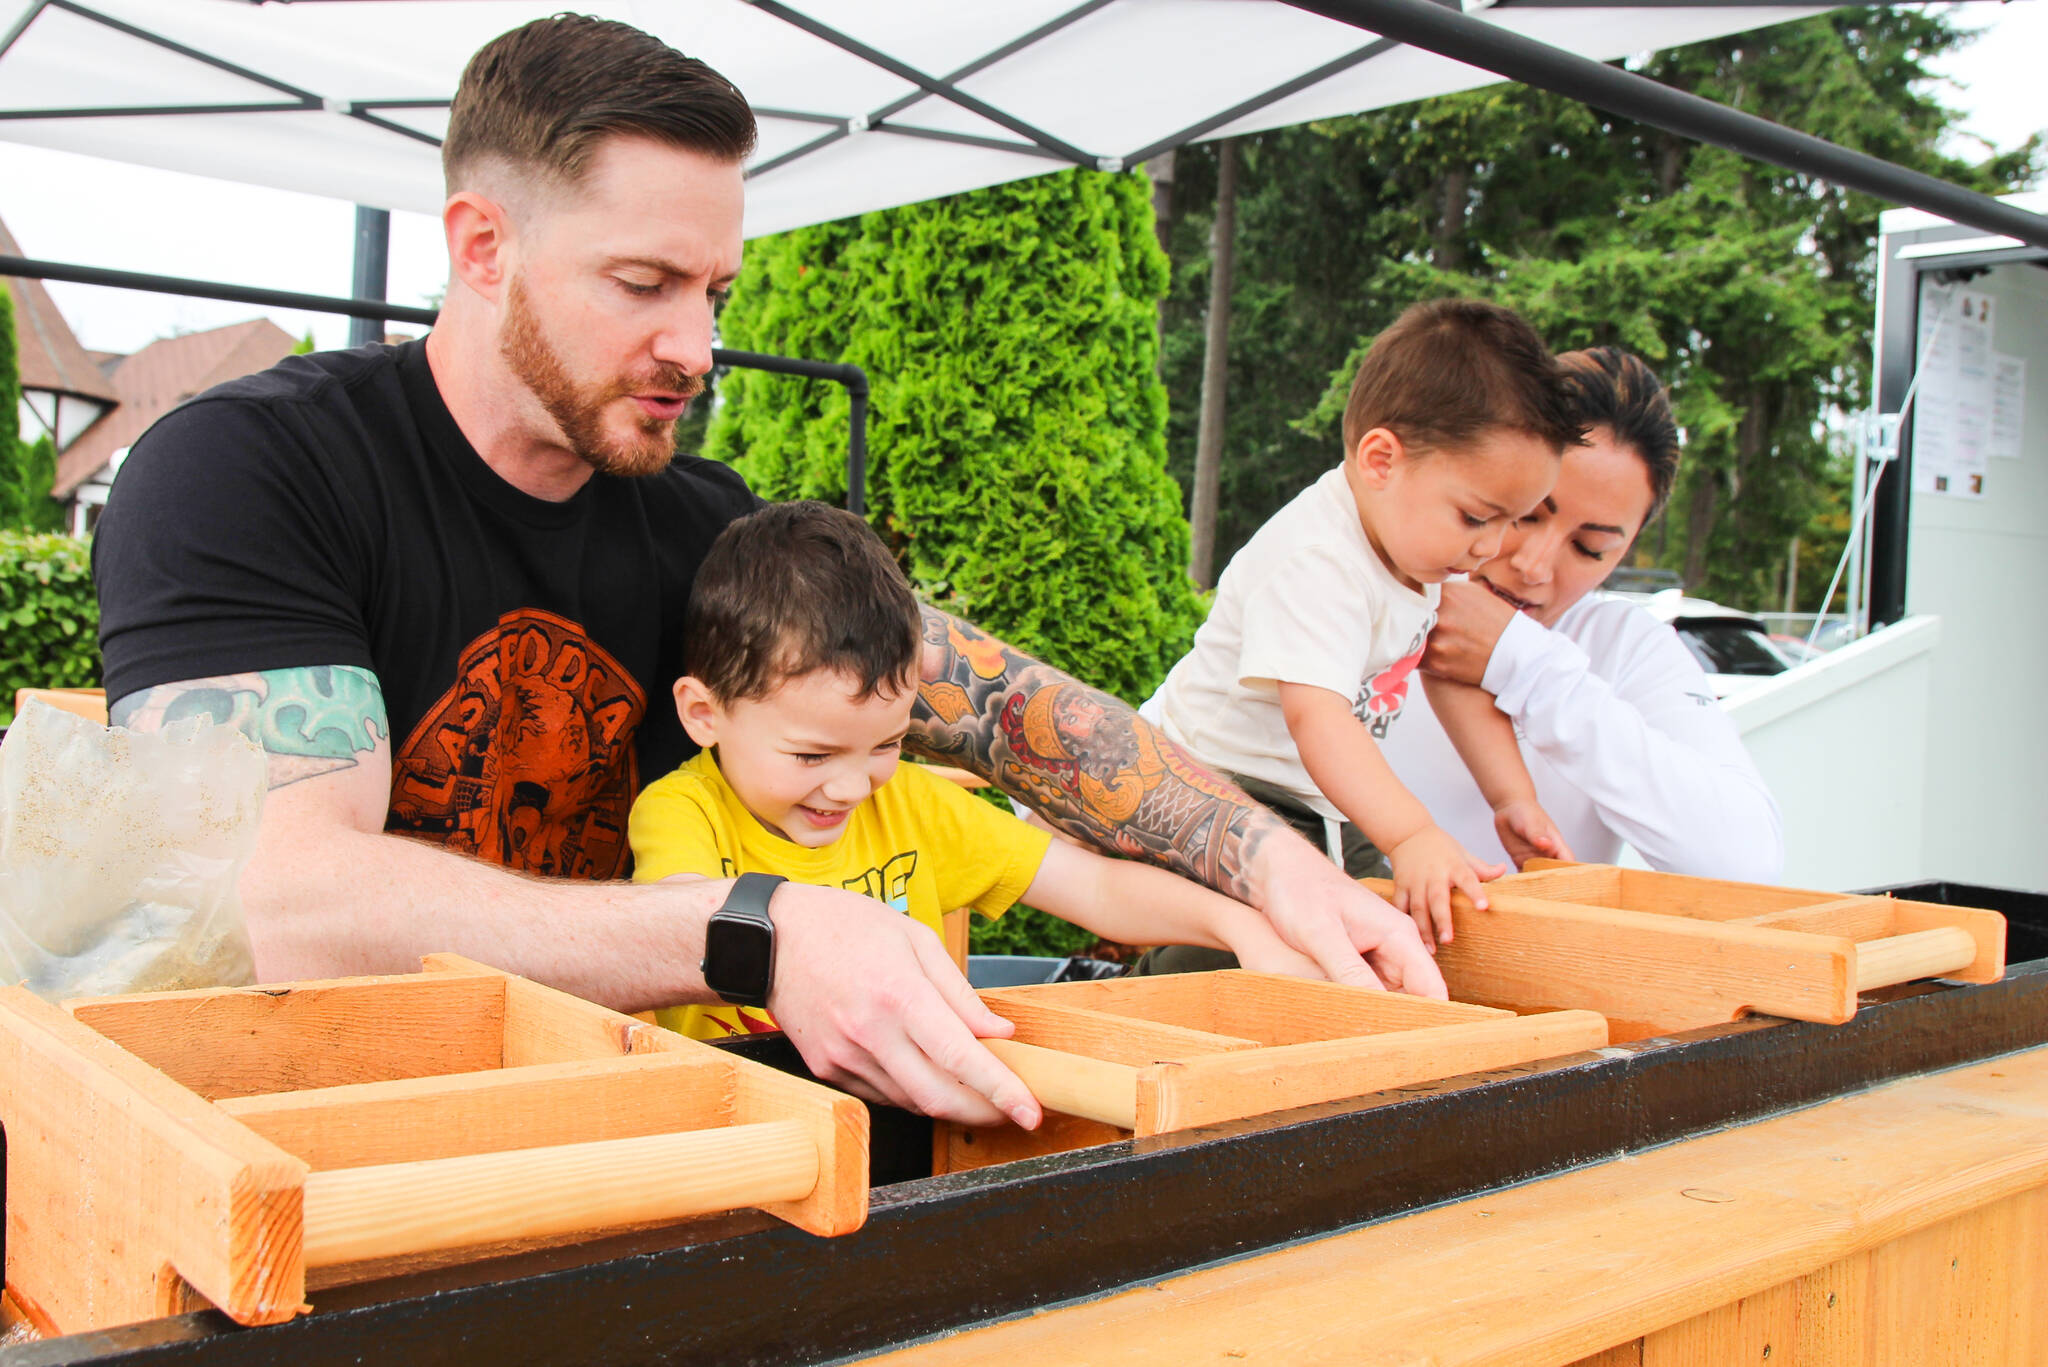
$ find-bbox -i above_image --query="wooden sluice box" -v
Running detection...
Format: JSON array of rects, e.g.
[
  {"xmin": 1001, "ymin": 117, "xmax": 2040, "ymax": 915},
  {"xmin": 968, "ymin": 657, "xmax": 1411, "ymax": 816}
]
[
  {"xmin": 939, "ymin": 972, "xmax": 1608, "ymax": 1172},
  {"xmin": 1376, "ymin": 861, "xmax": 2005, "ymax": 1041},
  {"xmin": 0, "ymin": 953, "xmax": 867, "ymax": 1336}
]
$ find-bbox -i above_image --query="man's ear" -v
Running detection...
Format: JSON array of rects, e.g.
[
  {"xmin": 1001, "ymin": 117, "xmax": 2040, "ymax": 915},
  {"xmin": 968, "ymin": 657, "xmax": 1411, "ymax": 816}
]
[
  {"xmin": 444, "ymin": 190, "xmax": 513, "ymax": 303},
  {"xmin": 1350, "ymin": 426, "xmax": 1408, "ymax": 489},
  {"xmin": 674, "ymin": 677, "xmax": 724, "ymax": 748}
]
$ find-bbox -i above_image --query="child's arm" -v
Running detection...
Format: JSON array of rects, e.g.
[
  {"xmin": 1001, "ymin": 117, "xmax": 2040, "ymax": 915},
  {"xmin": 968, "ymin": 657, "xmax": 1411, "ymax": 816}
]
[
  {"xmin": 1021, "ymin": 839, "xmax": 1325, "ymax": 979},
  {"xmin": 1421, "ymin": 674, "xmax": 1574, "ymax": 871},
  {"xmin": 1276, "ymin": 681, "xmax": 1504, "ymax": 949}
]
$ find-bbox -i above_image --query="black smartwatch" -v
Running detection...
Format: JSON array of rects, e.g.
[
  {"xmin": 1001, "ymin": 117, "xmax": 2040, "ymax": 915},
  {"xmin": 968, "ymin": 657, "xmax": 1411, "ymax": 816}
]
[{"xmin": 701, "ymin": 873, "xmax": 784, "ymax": 1008}]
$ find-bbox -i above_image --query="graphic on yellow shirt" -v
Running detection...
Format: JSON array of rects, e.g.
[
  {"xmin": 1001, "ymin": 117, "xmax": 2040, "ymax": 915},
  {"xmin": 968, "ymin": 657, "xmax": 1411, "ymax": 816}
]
[{"xmin": 625, "ymin": 752, "xmax": 1050, "ymax": 1041}]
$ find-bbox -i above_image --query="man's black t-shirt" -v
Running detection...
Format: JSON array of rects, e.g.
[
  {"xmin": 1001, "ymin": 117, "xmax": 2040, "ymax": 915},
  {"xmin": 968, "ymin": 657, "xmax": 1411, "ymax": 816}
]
[{"xmin": 94, "ymin": 340, "xmax": 759, "ymax": 880}]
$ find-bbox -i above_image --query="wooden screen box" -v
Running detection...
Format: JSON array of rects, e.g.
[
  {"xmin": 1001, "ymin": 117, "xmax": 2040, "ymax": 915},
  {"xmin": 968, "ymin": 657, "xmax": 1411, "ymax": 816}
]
[
  {"xmin": 0, "ymin": 954, "xmax": 867, "ymax": 1336},
  {"xmin": 940, "ymin": 971, "xmax": 1609, "ymax": 1172},
  {"xmin": 1380, "ymin": 862, "xmax": 2007, "ymax": 1042}
]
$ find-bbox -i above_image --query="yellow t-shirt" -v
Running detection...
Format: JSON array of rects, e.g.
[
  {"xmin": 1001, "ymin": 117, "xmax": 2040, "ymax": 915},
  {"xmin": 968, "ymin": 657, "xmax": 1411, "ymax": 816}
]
[{"xmin": 627, "ymin": 752, "xmax": 1053, "ymax": 1040}]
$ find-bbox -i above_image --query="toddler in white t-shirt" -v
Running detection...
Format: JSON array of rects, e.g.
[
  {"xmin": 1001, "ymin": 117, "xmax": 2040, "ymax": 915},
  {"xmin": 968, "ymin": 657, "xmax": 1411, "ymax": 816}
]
[{"xmin": 1145, "ymin": 300, "xmax": 1584, "ymax": 948}]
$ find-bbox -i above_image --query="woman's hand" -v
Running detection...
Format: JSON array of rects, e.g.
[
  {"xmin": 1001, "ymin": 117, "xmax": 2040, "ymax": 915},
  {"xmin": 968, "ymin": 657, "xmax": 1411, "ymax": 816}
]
[{"xmin": 1422, "ymin": 580, "xmax": 1520, "ymax": 686}]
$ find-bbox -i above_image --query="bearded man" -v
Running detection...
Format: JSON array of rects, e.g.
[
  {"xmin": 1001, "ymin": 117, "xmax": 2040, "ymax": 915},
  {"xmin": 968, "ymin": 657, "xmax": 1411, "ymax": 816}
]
[{"xmin": 93, "ymin": 15, "xmax": 1441, "ymax": 1127}]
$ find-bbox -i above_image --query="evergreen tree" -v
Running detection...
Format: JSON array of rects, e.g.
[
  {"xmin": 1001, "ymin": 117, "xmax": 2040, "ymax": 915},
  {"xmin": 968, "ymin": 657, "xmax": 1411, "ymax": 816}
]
[
  {"xmin": 704, "ymin": 169, "xmax": 1204, "ymax": 706},
  {"xmin": 1165, "ymin": 8, "xmax": 2039, "ymax": 609},
  {"xmin": 0, "ymin": 287, "xmax": 22, "ymax": 529},
  {"xmin": 14, "ymin": 435, "xmax": 62, "ymax": 534}
]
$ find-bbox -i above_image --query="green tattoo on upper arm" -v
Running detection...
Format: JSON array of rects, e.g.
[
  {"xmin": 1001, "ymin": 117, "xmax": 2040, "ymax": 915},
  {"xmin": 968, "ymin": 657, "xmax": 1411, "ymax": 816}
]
[{"xmin": 109, "ymin": 665, "xmax": 389, "ymax": 790}]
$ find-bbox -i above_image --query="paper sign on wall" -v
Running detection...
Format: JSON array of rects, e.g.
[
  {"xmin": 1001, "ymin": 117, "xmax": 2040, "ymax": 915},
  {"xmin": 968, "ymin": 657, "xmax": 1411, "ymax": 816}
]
[
  {"xmin": 1911, "ymin": 283, "xmax": 1995, "ymax": 499},
  {"xmin": 1990, "ymin": 352, "xmax": 2026, "ymax": 463}
]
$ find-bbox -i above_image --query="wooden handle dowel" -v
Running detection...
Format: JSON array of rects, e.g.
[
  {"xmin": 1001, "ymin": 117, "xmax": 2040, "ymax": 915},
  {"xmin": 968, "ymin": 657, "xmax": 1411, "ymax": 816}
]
[
  {"xmin": 1853, "ymin": 927, "xmax": 1980, "ymax": 992},
  {"xmin": 983, "ymin": 1038, "xmax": 1139, "ymax": 1130},
  {"xmin": 302, "ymin": 1121, "xmax": 818, "ymax": 1267}
]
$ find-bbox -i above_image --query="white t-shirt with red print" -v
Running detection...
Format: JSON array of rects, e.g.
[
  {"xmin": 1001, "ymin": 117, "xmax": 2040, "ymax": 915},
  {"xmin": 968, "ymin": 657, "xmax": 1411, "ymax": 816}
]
[{"xmin": 1141, "ymin": 466, "xmax": 1438, "ymax": 824}]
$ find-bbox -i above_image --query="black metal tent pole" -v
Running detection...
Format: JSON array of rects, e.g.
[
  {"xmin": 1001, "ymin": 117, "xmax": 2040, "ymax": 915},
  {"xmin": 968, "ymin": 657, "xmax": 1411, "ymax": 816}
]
[
  {"xmin": 1283, "ymin": 0, "xmax": 2048, "ymax": 251},
  {"xmin": 0, "ymin": 254, "xmax": 871, "ymax": 516},
  {"xmin": 347, "ymin": 206, "xmax": 390, "ymax": 349}
]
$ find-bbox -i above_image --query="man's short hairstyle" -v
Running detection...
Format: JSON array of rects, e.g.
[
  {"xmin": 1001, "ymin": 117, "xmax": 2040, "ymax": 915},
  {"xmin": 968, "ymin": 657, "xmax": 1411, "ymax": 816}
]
[
  {"xmin": 443, "ymin": 15, "xmax": 757, "ymax": 193},
  {"xmin": 1341, "ymin": 299, "xmax": 1584, "ymax": 459},
  {"xmin": 1558, "ymin": 347, "xmax": 1682, "ymax": 520},
  {"xmin": 686, "ymin": 501, "xmax": 922, "ymax": 704}
]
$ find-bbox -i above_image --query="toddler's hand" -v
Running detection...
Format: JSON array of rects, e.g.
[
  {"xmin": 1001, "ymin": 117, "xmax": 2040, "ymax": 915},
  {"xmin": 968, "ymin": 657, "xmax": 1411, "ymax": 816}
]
[
  {"xmin": 1387, "ymin": 826, "xmax": 1508, "ymax": 951},
  {"xmin": 1493, "ymin": 798, "xmax": 1575, "ymax": 871}
]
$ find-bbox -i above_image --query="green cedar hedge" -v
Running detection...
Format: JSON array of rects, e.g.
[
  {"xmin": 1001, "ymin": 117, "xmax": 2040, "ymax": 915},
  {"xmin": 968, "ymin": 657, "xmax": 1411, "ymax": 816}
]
[
  {"xmin": 0, "ymin": 531, "xmax": 99, "ymax": 725},
  {"xmin": 704, "ymin": 169, "xmax": 1206, "ymax": 959},
  {"xmin": 704, "ymin": 168, "xmax": 1203, "ymax": 708}
]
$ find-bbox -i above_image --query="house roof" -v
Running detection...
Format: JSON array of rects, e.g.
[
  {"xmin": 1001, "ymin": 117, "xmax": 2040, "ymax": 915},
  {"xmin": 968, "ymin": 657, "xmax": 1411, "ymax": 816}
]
[
  {"xmin": 53, "ymin": 318, "xmax": 297, "ymax": 497},
  {"xmin": 1, "ymin": 214, "xmax": 118, "ymax": 405}
]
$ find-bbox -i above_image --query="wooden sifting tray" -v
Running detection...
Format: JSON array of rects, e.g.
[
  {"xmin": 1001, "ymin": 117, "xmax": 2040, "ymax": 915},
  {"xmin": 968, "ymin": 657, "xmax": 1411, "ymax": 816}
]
[
  {"xmin": 0, "ymin": 954, "xmax": 867, "ymax": 1337},
  {"xmin": 1377, "ymin": 861, "xmax": 2007, "ymax": 1042},
  {"xmin": 939, "ymin": 971, "xmax": 1608, "ymax": 1173}
]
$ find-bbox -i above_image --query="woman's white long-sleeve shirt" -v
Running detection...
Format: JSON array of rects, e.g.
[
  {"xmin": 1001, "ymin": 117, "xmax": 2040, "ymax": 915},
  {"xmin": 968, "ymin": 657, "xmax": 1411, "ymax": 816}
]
[{"xmin": 1379, "ymin": 595, "xmax": 1785, "ymax": 881}]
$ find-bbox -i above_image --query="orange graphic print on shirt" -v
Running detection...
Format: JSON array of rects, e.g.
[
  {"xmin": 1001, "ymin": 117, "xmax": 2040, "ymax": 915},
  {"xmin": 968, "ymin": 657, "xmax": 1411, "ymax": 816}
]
[{"xmin": 388, "ymin": 609, "xmax": 645, "ymax": 879}]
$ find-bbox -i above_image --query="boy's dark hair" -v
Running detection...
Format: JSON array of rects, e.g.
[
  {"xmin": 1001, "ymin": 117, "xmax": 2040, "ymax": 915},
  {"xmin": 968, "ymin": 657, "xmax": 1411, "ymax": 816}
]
[
  {"xmin": 444, "ymin": 15, "xmax": 757, "ymax": 193},
  {"xmin": 686, "ymin": 501, "xmax": 922, "ymax": 703},
  {"xmin": 1558, "ymin": 347, "xmax": 1682, "ymax": 521},
  {"xmin": 1341, "ymin": 299, "xmax": 1584, "ymax": 459}
]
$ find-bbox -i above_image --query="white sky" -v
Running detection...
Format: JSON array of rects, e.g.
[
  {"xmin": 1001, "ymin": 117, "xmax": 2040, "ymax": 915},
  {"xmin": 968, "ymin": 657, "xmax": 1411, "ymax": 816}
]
[{"xmin": 0, "ymin": 2, "xmax": 2040, "ymax": 357}]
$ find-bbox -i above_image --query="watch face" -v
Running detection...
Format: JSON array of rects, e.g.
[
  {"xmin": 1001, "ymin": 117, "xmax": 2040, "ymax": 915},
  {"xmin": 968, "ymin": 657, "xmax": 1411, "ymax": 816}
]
[{"xmin": 705, "ymin": 915, "xmax": 773, "ymax": 1002}]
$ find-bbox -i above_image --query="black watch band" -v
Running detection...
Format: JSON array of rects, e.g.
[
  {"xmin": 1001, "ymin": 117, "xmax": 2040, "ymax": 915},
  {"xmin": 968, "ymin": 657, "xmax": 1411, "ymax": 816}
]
[{"xmin": 701, "ymin": 873, "xmax": 784, "ymax": 1009}]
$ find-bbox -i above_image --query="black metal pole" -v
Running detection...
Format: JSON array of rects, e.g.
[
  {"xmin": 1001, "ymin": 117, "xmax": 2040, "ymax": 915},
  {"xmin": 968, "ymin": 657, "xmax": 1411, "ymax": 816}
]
[
  {"xmin": 0, "ymin": 255, "xmax": 872, "ymax": 511},
  {"xmin": 712, "ymin": 347, "xmax": 872, "ymax": 515},
  {"xmin": 1283, "ymin": 0, "xmax": 2048, "ymax": 251},
  {"xmin": 347, "ymin": 205, "xmax": 390, "ymax": 348},
  {"xmin": 0, "ymin": 253, "xmax": 436, "ymax": 325}
]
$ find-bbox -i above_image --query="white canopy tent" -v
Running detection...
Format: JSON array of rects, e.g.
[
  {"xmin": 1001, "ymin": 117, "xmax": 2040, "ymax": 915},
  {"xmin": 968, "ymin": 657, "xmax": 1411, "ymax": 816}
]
[{"xmin": 0, "ymin": 0, "xmax": 1828, "ymax": 240}]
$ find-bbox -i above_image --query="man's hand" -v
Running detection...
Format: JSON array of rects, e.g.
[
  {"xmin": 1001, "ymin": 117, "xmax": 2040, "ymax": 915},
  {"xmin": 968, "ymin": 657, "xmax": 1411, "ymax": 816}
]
[
  {"xmin": 1493, "ymin": 798, "xmax": 1575, "ymax": 871},
  {"xmin": 1386, "ymin": 825, "xmax": 1506, "ymax": 951},
  {"xmin": 766, "ymin": 882, "xmax": 1043, "ymax": 1130},
  {"xmin": 1243, "ymin": 829, "xmax": 1448, "ymax": 998},
  {"xmin": 1420, "ymin": 579, "xmax": 1519, "ymax": 686}
]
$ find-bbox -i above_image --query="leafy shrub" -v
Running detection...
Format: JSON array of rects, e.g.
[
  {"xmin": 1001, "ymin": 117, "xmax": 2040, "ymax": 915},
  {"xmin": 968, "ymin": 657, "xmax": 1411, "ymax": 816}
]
[{"xmin": 0, "ymin": 531, "xmax": 99, "ymax": 725}]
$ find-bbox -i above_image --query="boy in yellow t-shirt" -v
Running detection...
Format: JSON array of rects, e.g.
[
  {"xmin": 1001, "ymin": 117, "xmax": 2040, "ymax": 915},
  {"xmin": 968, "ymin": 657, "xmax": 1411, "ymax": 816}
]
[{"xmin": 628, "ymin": 500, "xmax": 1318, "ymax": 1040}]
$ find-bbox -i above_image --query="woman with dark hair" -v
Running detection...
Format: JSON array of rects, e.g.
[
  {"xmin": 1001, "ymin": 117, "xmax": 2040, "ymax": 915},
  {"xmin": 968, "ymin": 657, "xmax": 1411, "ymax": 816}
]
[{"xmin": 1380, "ymin": 347, "xmax": 1784, "ymax": 885}]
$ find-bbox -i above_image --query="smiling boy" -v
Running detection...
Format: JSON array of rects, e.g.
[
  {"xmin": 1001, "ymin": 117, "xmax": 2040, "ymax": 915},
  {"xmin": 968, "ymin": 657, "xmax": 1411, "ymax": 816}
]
[{"xmin": 627, "ymin": 501, "xmax": 1320, "ymax": 1041}]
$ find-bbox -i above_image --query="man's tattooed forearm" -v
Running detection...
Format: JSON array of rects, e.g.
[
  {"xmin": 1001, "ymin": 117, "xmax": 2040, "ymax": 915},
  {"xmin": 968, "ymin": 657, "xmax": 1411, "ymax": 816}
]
[
  {"xmin": 910, "ymin": 605, "xmax": 1277, "ymax": 898},
  {"xmin": 110, "ymin": 665, "xmax": 388, "ymax": 790}
]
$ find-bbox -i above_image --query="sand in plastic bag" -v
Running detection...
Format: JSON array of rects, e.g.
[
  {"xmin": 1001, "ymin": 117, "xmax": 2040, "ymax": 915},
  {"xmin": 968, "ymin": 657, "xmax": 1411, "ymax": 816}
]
[{"xmin": 0, "ymin": 698, "xmax": 267, "ymax": 999}]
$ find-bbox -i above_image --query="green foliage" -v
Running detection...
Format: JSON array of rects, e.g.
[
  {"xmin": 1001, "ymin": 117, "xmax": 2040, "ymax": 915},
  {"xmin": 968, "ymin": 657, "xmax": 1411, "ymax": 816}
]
[
  {"xmin": 13, "ymin": 436, "xmax": 63, "ymax": 534},
  {"xmin": 0, "ymin": 531, "xmax": 99, "ymax": 725},
  {"xmin": 0, "ymin": 289, "xmax": 65, "ymax": 534},
  {"xmin": 968, "ymin": 900, "xmax": 1101, "ymax": 959},
  {"xmin": 0, "ymin": 288, "xmax": 20, "ymax": 530},
  {"xmin": 293, "ymin": 330, "xmax": 316, "ymax": 356},
  {"xmin": 1167, "ymin": 8, "xmax": 2040, "ymax": 608},
  {"xmin": 706, "ymin": 168, "xmax": 1204, "ymax": 707}
]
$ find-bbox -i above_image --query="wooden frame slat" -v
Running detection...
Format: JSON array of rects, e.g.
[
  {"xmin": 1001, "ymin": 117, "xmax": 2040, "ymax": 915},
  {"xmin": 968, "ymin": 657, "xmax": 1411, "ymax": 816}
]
[
  {"xmin": 66, "ymin": 972, "xmax": 506, "ymax": 1100},
  {"xmin": 217, "ymin": 1052, "xmax": 735, "ymax": 1170}
]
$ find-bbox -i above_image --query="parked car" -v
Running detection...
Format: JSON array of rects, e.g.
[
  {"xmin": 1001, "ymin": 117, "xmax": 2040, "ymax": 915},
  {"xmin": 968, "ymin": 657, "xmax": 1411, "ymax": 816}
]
[{"xmin": 1598, "ymin": 589, "xmax": 1799, "ymax": 695}]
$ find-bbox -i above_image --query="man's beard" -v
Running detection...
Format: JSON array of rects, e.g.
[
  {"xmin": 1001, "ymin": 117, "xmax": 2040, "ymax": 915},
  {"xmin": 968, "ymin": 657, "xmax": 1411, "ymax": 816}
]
[{"xmin": 499, "ymin": 275, "xmax": 704, "ymax": 478}]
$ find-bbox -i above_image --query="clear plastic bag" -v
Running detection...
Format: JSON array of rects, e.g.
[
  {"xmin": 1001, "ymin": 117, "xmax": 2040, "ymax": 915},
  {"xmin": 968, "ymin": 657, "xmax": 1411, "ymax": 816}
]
[{"xmin": 0, "ymin": 698, "xmax": 267, "ymax": 1000}]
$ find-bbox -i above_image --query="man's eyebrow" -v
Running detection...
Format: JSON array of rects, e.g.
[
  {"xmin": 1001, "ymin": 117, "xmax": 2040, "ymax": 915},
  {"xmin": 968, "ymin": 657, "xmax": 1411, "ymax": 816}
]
[{"xmin": 605, "ymin": 254, "xmax": 733, "ymax": 284}]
